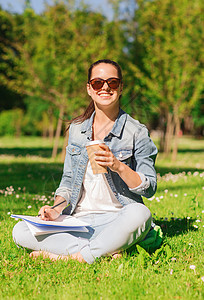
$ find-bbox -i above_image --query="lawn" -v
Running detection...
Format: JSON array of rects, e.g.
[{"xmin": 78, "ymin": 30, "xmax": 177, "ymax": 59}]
[{"xmin": 0, "ymin": 135, "xmax": 203, "ymax": 299}]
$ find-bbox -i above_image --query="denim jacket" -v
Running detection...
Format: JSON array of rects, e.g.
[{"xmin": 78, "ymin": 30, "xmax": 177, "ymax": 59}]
[{"xmin": 55, "ymin": 109, "xmax": 158, "ymax": 215}]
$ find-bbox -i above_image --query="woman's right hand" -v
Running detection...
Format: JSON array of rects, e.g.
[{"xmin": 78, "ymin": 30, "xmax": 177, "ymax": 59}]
[{"xmin": 38, "ymin": 205, "xmax": 60, "ymax": 221}]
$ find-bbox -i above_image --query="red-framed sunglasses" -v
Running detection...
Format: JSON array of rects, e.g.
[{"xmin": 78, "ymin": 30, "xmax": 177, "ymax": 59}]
[{"xmin": 89, "ymin": 77, "xmax": 121, "ymax": 91}]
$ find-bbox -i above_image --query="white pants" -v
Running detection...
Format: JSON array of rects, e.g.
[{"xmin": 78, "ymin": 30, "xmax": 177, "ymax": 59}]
[{"xmin": 12, "ymin": 203, "xmax": 152, "ymax": 264}]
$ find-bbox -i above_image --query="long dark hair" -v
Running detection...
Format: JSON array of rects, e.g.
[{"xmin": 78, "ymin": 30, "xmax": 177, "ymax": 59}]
[{"xmin": 70, "ymin": 59, "xmax": 123, "ymax": 125}]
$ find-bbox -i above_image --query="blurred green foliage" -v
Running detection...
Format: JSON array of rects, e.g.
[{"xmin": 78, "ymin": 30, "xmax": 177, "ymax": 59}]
[
  {"xmin": 0, "ymin": 109, "xmax": 23, "ymax": 136},
  {"xmin": 0, "ymin": 1, "xmax": 203, "ymax": 156}
]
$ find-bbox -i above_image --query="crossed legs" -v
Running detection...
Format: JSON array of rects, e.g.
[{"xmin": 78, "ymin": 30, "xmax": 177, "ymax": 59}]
[{"xmin": 13, "ymin": 203, "xmax": 152, "ymax": 264}]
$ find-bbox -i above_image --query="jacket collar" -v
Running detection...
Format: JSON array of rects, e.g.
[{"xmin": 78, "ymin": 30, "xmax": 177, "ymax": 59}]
[
  {"xmin": 109, "ymin": 108, "xmax": 127, "ymax": 137},
  {"xmin": 81, "ymin": 108, "xmax": 127, "ymax": 138}
]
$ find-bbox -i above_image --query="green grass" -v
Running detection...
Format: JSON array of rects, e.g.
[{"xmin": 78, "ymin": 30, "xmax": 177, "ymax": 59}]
[{"xmin": 0, "ymin": 136, "xmax": 204, "ymax": 299}]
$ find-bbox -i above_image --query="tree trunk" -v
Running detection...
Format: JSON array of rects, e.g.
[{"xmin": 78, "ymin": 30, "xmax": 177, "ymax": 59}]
[
  {"xmin": 48, "ymin": 108, "xmax": 54, "ymax": 141},
  {"xmin": 172, "ymin": 114, "xmax": 180, "ymax": 161},
  {"xmin": 61, "ymin": 128, "xmax": 69, "ymax": 162},
  {"xmin": 164, "ymin": 112, "xmax": 174, "ymax": 154},
  {"xmin": 159, "ymin": 115, "xmax": 166, "ymax": 152},
  {"xmin": 49, "ymin": 114, "xmax": 54, "ymax": 141},
  {"xmin": 183, "ymin": 116, "xmax": 194, "ymax": 134},
  {"xmin": 52, "ymin": 106, "xmax": 64, "ymax": 158}
]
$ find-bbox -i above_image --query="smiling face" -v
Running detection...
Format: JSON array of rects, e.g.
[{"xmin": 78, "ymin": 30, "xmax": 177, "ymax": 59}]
[{"xmin": 87, "ymin": 63, "xmax": 123, "ymax": 110}]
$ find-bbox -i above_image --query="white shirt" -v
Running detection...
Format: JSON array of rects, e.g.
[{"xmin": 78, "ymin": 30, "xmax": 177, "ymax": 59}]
[{"xmin": 73, "ymin": 161, "xmax": 123, "ymax": 217}]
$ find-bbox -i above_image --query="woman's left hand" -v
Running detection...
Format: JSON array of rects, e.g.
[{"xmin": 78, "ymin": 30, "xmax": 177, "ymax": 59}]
[{"xmin": 94, "ymin": 143, "xmax": 121, "ymax": 173}]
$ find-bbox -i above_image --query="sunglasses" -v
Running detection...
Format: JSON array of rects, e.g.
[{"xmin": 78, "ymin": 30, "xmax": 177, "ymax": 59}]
[{"xmin": 89, "ymin": 77, "xmax": 121, "ymax": 91}]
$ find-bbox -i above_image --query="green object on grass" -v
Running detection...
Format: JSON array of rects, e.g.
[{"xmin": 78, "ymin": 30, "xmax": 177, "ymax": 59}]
[{"xmin": 138, "ymin": 225, "xmax": 163, "ymax": 253}]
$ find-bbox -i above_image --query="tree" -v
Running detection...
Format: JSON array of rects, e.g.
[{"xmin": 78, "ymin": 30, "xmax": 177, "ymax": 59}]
[
  {"xmin": 0, "ymin": 8, "xmax": 23, "ymax": 111},
  {"xmin": 1, "ymin": 2, "xmax": 125, "ymax": 157},
  {"xmin": 127, "ymin": 0, "xmax": 203, "ymax": 159}
]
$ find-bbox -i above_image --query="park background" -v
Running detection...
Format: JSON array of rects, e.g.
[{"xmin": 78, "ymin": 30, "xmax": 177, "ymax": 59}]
[{"xmin": 0, "ymin": 0, "xmax": 203, "ymax": 299}]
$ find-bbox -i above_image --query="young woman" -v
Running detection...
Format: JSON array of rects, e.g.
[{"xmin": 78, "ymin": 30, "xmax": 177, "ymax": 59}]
[{"xmin": 13, "ymin": 59, "xmax": 158, "ymax": 264}]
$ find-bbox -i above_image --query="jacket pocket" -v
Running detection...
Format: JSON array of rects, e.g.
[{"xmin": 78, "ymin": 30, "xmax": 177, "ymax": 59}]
[
  {"xmin": 112, "ymin": 149, "xmax": 132, "ymax": 165},
  {"xmin": 67, "ymin": 144, "xmax": 82, "ymax": 155},
  {"xmin": 67, "ymin": 144, "xmax": 82, "ymax": 168}
]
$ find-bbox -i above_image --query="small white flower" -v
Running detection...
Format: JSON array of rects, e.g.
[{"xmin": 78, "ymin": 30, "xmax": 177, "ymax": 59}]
[
  {"xmin": 196, "ymin": 220, "xmax": 201, "ymax": 223},
  {"xmin": 160, "ymin": 196, "xmax": 164, "ymax": 199},
  {"xmin": 202, "ymin": 210, "xmax": 204, "ymax": 213},
  {"xmin": 189, "ymin": 265, "xmax": 196, "ymax": 270},
  {"xmin": 7, "ymin": 212, "xmax": 11, "ymax": 215},
  {"xmin": 193, "ymin": 225, "xmax": 198, "ymax": 229},
  {"xmin": 27, "ymin": 205, "xmax": 32, "ymax": 209},
  {"xmin": 184, "ymin": 193, "xmax": 187, "ymax": 196},
  {"xmin": 170, "ymin": 269, "xmax": 173, "ymax": 275},
  {"xmin": 164, "ymin": 189, "xmax": 168, "ymax": 193},
  {"xmin": 174, "ymin": 194, "xmax": 178, "ymax": 197},
  {"xmin": 188, "ymin": 243, "xmax": 193, "ymax": 246},
  {"xmin": 187, "ymin": 217, "xmax": 190, "ymax": 220},
  {"xmin": 16, "ymin": 194, "xmax": 19, "ymax": 198},
  {"xmin": 201, "ymin": 276, "xmax": 204, "ymax": 282},
  {"xmin": 171, "ymin": 257, "xmax": 176, "ymax": 261}
]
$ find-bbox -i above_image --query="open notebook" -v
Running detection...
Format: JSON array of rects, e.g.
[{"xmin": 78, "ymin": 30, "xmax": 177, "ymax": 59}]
[{"xmin": 11, "ymin": 214, "xmax": 90, "ymax": 236}]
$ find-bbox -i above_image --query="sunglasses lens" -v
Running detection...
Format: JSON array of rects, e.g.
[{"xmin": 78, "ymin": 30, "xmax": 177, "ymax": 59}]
[
  {"xmin": 107, "ymin": 78, "xmax": 120, "ymax": 89},
  {"xmin": 91, "ymin": 80, "xmax": 104, "ymax": 90},
  {"xmin": 90, "ymin": 78, "xmax": 120, "ymax": 90}
]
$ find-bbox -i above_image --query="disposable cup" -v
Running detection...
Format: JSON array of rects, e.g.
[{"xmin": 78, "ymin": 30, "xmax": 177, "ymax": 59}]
[{"xmin": 86, "ymin": 140, "xmax": 108, "ymax": 174}]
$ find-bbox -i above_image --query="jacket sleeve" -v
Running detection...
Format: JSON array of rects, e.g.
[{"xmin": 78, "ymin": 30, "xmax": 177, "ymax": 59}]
[
  {"xmin": 54, "ymin": 125, "xmax": 73, "ymax": 204},
  {"xmin": 129, "ymin": 126, "xmax": 158, "ymax": 198}
]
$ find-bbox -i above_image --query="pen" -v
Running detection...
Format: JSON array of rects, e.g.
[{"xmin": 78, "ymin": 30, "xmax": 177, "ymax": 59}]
[{"xmin": 37, "ymin": 199, "xmax": 67, "ymax": 217}]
